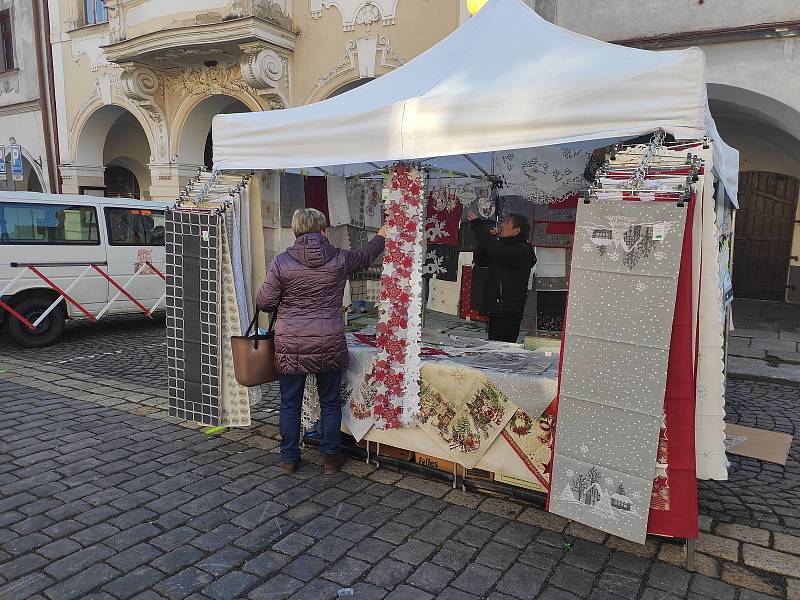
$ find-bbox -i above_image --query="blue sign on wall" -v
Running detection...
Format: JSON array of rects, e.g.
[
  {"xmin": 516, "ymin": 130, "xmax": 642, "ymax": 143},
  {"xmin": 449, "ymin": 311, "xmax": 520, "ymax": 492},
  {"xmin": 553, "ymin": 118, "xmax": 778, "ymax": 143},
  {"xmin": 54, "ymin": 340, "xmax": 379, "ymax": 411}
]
[
  {"xmin": 0, "ymin": 145, "xmax": 5, "ymax": 176},
  {"xmin": 10, "ymin": 145, "xmax": 23, "ymax": 181}
]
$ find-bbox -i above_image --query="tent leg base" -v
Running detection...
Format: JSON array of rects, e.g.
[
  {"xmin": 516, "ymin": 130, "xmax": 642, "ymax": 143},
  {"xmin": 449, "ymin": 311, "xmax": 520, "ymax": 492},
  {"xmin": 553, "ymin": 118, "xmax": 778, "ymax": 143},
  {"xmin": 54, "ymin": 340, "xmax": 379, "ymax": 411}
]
[{"xmin": 686, "ymin": 538, "xmax": 697, "ymax": 572}]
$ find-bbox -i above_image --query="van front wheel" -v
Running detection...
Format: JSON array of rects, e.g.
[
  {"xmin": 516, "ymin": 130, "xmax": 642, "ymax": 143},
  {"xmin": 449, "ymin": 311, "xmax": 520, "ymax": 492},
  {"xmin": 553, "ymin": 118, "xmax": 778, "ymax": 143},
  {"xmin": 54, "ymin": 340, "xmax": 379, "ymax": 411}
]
[{"xmin": 6, "ymin": 296, "xmax": 65, "ymax": 348}]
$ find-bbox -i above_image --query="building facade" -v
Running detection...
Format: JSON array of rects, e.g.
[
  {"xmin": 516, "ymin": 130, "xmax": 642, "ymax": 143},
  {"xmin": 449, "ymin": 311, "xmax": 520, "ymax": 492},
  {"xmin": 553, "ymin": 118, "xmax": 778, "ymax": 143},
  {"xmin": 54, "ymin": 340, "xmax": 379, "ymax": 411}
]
[
  {"xmin": 46, "ymin": 0, "xmax": 800, "ymax": 300},
  {"xmin": 0, "ymin": 0, "xmax": 58, "ymax": 194}
]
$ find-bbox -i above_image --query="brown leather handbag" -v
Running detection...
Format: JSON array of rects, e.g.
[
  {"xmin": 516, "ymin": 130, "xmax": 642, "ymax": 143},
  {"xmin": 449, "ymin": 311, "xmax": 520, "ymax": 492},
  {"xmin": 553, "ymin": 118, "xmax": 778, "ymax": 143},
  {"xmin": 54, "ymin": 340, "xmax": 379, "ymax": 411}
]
[{"xmin": 231, "ymin": 309, "xmax": 278, "ymax": 386}]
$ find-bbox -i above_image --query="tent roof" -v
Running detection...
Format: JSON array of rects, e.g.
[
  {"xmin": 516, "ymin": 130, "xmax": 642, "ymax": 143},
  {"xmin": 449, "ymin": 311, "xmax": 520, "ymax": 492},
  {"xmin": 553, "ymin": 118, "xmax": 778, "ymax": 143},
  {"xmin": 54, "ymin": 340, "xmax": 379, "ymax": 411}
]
[{"xmin": 213, "ymin": 0, "xmax": 739, "ymax": 203}]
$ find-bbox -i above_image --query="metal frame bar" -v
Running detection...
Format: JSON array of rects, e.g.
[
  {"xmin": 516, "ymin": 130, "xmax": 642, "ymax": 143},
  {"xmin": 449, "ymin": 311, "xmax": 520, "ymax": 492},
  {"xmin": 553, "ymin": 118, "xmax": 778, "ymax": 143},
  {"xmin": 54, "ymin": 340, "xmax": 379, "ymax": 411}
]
[
  {"xmin": 92, "ymin": 264, "xmax": 150, "ymax": 319},
  {"xmin": 29, "ymin": 265, "xmax": 95, "ymax": 325}
]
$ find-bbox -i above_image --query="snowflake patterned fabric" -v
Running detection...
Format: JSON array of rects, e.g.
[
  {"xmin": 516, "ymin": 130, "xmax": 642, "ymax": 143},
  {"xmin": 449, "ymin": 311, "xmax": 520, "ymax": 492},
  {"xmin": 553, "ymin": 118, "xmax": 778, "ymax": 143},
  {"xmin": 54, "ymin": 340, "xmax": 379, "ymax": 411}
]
[
  {"xmin": 425, "ymin": 186, "xmax": 462, "ymax": 246},
  {"xmin": 494, "ymin": 146, "xmax": 592, "ymax": 204},
  {"xmin": 363, "ymin": 165, "xmax": 426, "ymax": 430},
  {"xmin": 549, "ymin": 199, "xmax": 688, "ymax": 544}
]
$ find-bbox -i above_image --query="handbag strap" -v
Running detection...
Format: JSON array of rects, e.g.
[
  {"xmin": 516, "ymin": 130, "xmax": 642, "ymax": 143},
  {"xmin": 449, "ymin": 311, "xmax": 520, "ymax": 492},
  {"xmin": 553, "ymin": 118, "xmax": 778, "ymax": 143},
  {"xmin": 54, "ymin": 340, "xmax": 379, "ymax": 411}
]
[{"xmin": 246, "ymin": 307, "xmax": 279, "ymax": 350}]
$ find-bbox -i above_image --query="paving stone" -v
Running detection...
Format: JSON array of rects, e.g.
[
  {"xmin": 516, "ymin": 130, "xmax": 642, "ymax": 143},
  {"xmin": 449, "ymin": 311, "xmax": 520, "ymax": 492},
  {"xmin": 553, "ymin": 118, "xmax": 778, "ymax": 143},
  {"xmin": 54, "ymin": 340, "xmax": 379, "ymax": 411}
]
[
  {"xmin": 366, "ymin": 557, "xmax": 415, "ymax": 588},
  {"xmin": 564, "ymin": 522, "xmax": 608, "ymax": 544},
  {"xmin": 348, "ymin": 537, "xmax": 395, "ymax": 562},
  {"xmin": 191, "ymin": 524, "xmax": 247, "ymax": 552},
  {"xmin": 646, "ymin": 560, "xmax": 691, "ymax": 594},
  {"xmin": 286, "ymin": 577, "xmax": 342, "ymax": 600},
  {"xmin": 494, "ymin": 521, "xmax": 539, "ymax": 549},
  {"xmin": 787, "ymin": 579, "xmax": 800, "ymax": 600},
  {"xmin": 439, "ymin": 505, "xmax": 477, "ymax": 526},
  {"xmin": 348, "ymin": 582, "xmax": 389, "ymax": 600},
  {"xmin": 519, "ymin": 541, "xmax": 565, "ymax": 571},
  {"xmin": 550, "ymin": 562, "xmax": 596, "ymax": 597},
  {"xmin": 595, "ymin": 567, "xmax": 643, "ymax": 600},
  {"xmin": 241, "ymin": 549, "xmax": 291, "ymax": 577},
  {"xmin": 454, "ymin": 524, "xmax": 493, "ymax": 548},
  {"xmin": 44, "ymin": 544, "xmax": 115, "ymax": 580},
  {"xmin": 714, "ymin": 522, "xmax": 771, "ymax": 547},
  {"xmin": 451, "ymin": 563, "xmax": 502, "ymax": 596},
  {"xmin": 307, "ymin": 535, "xmax": 355, "ymax": 562},
  {"xmin": 298, "ymin": 515, "xmax": 341, "ymax": 539},
  {"xmin": 0, "ymin": 573, "xmax": 53, "ymax": 599},
  {"xmin": 152, "ymin": 545, "xmax": 206, "ymax": 575},
  {"xmin": 188, "ymin": 509, "xmax": 238, "ymax": 532},
  {"xmin": 498, "ymin": 562, "xmax": 549, "ymax": 598},
  {"xmin": 720, "ymin": 562, "xmax": 783, "ymax": 596},
  {"xmin": 432, "ymin": 540, "xmax": 478, "ymax": 572},
  {"xmin": 105, "ymin": 524, "xmax": 161, "ymax": 551},
  {"xmin": 233, "ymin": 517, "xmax": 294, "ymax": 553},
  {"xmin": 413, "ymin": 519, "xmax": 458, "ymax": 545},
  {"xmin": 604, "ymin": 536, "xmax": 660, "ymax": 558},
  {"xmin": 439, "ymin": 588, "xmax": 481, "ymax": 600},
  {"xmin": 1, "ymin": 531, "xmax": 50, "ymax": 554},
  {"xmin": 102, "ymin": 566, "xmax": 163, "ymax": 600},
  {"xmin": 38, "ymin": 538, "xmax": 82, "ymax": 560},
  {"xmin": 390, "ymin": 538, "xmax": 437, "ymax": 565},
  {"xmin": 154, "ymin": 567, "xmax": 214, "ymax": 600},
  {"xmin": 743, "ymin": 544, "xmax": 800, "ymax": 577},
  {"xmin": 44, "ymin": 563, "xmax": 120, "ymax": 600},
  {"xmin": 774, "ymin": 532, "xmax": 800, "ymax": 556},
  {"xmin": 0, "ymin": 552, "xmax": 49, "ymax": 579},
  {"xmin": 478, "ymin": 497, "xmax": 524, "ymax": 519},
  {"xmin": 475, "ymin": 541, "xmax": 521, "ymax": 571},
  {"xmin": 517, "ymin": 508, "xmax": 568, "ymax": 532},
  {"xmin": 248, "ymin": 573, "xmax": 304, "ymax": 599},
  {"xmin": 697, "ymin": 532, "xmax": 740, "ymax": 562},
  {"xmin": 690, "ymin": 574, "xmax": 736, "ymax": 600},
  {"xmin": 193, "ymin": 547, "xmax": 251, "ymax": 578},
  {"xmin": 606, "ymin": 551, "xmax": 650, "ymax": 575},
  {"xmin": 282, "ymin": 554, "xmax": 327, "ymax": 582},
  {"xmin": 273, "ymin": 532, "xmax": 316, "ymax": 557},
  {"xmin": 321, "ymin": 556, "xmax": 371, "ymax": 586},
  {"xmin": 202, "ymin": 572, "xmax": 259, "ymax": 600},
  {"xmin": 373, "ymin": 521, "xmax": 415, "ymax": 544},
  {"xmin": 384, "ymin": 585, "xmax": 433, "ymax": 600}
]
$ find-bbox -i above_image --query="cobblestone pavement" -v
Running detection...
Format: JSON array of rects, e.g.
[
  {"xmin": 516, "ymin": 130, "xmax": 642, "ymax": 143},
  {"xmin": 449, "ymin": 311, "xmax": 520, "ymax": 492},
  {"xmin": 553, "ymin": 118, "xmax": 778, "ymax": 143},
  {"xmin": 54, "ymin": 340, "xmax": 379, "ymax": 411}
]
[{"xmin": 2, "ymin": 317, "xmax": 800, "ymax": 599}]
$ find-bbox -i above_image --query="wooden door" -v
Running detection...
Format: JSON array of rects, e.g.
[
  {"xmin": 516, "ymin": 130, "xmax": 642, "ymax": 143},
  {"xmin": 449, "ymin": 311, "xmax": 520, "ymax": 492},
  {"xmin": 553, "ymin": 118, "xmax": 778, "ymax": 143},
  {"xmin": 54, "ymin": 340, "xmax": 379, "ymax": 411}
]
[{"xmin": 733, "ymin": 172, "xmax": 799, "ymax": 301}]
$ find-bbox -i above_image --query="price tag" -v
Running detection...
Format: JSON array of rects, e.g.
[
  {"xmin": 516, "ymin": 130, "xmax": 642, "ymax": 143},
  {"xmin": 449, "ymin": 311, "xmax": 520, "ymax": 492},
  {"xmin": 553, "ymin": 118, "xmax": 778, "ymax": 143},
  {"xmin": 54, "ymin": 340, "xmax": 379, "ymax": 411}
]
[
  {"xmin": 202, "ymin": 230, "xmax": 209, "ymax": 242},
  {"xmin": 652, "ymin": 223, "xmax": 666, "ymax": 241}
]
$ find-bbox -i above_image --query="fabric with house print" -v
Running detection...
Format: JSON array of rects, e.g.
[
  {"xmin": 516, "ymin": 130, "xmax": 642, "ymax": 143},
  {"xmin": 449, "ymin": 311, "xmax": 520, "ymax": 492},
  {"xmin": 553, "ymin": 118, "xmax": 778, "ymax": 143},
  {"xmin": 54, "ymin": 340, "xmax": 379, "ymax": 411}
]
[{"xmin": 549, "ymin": 199, "xmax": 688, "ymax": 544}]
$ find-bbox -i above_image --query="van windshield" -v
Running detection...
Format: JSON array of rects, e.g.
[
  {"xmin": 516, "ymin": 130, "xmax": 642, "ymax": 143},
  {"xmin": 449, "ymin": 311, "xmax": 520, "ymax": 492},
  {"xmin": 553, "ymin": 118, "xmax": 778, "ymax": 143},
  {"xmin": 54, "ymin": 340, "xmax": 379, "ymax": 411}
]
[{"xmin": 0, "ymin": 202, "xmax": 100, "ymax": 245}]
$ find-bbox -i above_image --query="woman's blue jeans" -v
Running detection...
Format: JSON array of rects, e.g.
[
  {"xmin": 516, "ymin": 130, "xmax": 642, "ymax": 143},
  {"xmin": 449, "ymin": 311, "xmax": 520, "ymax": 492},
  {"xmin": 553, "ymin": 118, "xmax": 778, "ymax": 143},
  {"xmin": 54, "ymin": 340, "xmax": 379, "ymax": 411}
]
[{"xmin": 278, "ymin": 371, "xmax": 343, "ymax": 464}]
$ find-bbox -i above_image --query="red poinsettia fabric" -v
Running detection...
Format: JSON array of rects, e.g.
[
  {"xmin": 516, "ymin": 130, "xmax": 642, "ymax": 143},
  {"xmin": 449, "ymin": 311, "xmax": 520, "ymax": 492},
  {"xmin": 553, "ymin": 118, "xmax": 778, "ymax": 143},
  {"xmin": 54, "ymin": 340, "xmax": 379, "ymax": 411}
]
[{"xmin": 425, "ymin": 186, "xmax": 462, "ymax": 246}]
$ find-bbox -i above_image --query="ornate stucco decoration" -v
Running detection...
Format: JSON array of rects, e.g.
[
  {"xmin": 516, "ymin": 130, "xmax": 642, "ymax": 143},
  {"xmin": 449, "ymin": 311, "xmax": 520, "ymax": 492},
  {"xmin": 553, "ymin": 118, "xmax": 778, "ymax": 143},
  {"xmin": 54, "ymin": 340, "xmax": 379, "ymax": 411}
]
[
  {"xmin": 310, "ymin": 0, "xmax": 399, "ymax": 31},
  {"xmin": 120, "ymin": 64, "xmax": 170, "ymax": 164},
  {"xmin": 104, "ymin": 0, "xmax": 124, "ymax": 44},
  {"xmin": 71, "ymin": 30, "xmax": 110, "ymax": 72},
  {"xmin": 171, "ymin": 64, "xmax": 253, "ymax": 99},
  {"xmin": 239, "ymin": 43, "xmax": 290, "ymax": 109},
  {"xmin": 306, "ymin": 34, "xmax": 404, "ymax": 103}
]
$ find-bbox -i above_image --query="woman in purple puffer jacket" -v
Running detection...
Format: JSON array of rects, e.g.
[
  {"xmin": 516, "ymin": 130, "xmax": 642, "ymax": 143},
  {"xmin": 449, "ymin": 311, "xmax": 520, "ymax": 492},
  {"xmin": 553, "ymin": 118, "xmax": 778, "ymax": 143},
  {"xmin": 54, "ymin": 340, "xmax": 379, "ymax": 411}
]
[{"xmin": 257, "ymin": 208, "xmax": 386, "ymax": 475}]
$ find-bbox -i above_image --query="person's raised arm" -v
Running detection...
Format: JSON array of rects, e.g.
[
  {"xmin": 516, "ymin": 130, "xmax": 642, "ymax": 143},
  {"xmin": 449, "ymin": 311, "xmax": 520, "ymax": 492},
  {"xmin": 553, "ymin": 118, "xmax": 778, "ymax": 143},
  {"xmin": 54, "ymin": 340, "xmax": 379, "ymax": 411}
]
[{"xmin": 343, "ymin": 226, "xmax": 387, "ymax": 276}]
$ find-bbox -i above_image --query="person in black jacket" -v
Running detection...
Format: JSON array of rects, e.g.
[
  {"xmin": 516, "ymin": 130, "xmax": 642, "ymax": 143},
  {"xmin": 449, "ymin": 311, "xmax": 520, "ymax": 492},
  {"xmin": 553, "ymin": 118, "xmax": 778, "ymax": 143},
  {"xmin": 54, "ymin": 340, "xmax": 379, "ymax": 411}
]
[{"xmin": 468, "ymin": 211, "xmax": 537, "ymax": 342}]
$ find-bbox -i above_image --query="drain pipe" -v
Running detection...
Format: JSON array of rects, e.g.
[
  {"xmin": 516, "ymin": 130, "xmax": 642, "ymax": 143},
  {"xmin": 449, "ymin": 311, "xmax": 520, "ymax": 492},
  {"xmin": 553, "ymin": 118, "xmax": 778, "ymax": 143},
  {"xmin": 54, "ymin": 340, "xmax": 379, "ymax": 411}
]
[{"xmin": 32, "ymin": 0, "xmax": 62, "ymax": 193}]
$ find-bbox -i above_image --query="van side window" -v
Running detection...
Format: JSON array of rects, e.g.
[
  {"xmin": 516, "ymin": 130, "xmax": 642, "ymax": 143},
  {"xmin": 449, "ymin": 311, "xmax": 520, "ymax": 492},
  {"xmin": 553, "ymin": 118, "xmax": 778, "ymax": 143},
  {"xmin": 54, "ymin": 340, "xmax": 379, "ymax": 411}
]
[
  {"xmin": 105, "ymin": 207, "xmax": 165, "ymax": 246},
  {"xmin": 0, "ymin": 202, "xmax": 100, "ymax": 245}
]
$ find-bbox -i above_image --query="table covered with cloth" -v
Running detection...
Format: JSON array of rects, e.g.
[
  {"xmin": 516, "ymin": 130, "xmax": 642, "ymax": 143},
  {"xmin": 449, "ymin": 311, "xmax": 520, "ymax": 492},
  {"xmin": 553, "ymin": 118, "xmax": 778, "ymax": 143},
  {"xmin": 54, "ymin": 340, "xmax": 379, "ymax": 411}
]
[{"xmin": 306, "ymin": 333, "xmax": 561, "ymax": 492}]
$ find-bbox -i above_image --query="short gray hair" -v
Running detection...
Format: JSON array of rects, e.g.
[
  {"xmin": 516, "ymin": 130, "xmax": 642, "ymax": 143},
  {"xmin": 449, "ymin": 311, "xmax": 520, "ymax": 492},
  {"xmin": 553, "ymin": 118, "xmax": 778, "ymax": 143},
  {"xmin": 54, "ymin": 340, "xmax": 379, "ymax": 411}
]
[{"xmin": 291, "ymin": 208, "xmax": 327, "ymax": 237}]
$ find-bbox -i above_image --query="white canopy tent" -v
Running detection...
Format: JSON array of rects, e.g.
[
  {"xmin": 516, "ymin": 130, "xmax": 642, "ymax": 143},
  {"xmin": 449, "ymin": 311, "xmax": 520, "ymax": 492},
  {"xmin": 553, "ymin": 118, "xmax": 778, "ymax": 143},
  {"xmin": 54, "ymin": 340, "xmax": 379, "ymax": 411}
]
[{"xmin": 213, "ymin": 0, "xmax": 739, "ymax": 204}]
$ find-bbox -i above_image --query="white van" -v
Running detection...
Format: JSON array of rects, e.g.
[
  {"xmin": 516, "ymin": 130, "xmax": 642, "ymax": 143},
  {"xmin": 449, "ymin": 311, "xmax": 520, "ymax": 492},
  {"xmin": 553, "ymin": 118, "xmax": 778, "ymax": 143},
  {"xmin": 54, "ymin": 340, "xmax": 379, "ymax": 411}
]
[{"xmin": 0, "ymin": 192, "xmax": 169, "ymax": 348}]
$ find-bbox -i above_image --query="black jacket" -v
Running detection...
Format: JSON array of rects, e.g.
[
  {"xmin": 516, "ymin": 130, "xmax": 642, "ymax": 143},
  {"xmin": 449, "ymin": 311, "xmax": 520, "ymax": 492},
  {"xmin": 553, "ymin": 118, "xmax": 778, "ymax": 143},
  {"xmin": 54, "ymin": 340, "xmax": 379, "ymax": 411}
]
[{"xmin": 471, "ymin": 220, "xmax": 536, "ymax": 317}]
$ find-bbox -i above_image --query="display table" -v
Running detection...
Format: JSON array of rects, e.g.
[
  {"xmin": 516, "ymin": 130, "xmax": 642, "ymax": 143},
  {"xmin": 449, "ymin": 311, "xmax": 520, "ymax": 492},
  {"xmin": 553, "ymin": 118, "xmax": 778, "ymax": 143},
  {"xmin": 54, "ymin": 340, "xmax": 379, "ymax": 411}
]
[{"xmin": 334, "ymin": 333, "xmax": 561, "ymax": 492}]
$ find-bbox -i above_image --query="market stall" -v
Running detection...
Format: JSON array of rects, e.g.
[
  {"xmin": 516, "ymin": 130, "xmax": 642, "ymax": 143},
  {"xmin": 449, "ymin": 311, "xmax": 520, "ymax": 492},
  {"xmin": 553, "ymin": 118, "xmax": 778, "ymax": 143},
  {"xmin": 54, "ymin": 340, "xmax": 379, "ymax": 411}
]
[{"xmin": 167, "ymin": 0, "xmax": 739, "ymax": 547}]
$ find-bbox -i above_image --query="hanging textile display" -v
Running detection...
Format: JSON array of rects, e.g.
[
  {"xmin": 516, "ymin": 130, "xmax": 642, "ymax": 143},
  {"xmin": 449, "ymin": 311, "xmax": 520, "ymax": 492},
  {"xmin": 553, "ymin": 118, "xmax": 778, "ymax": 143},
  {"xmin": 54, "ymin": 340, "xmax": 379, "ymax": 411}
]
[
  {"xmin": 229, "ymin": 204, "xmax": 249, "ymax": 333},
  {"xmin": 494, "ymin": 145, "xmax": 592, "ymax": 203},
  {"xmin": 364, "ymin": 179, "xmax": 385, "ymax": 229},
  {"xmin": 500, "ymin": 400, "xmax": 558, "ymax": 492},
  {"xmin": 531, "ymin": 223, "xmax": 573, "ymax": 248},
  {"xmin": 219, "ymin": 214, "xmax": 253, "ymax": 427},
  {"xmin": 499, "ymin": 195, "xmax": 535, "ymax": 227},
  {"xmin": 258, "ymin": 172, "xmax": 279, "ymax": 229},
  {"xmin": 549, "ymin": 199, "xmax": 688, "ymax": 544},
  {"xmin": 280, "ymin": 173, "xmax": 305, "ymax": 228},
  {"xmin": 427, "ymin": 253, "xmax": 470, "ymax": 316},
  {"xmin": 303, "ymin": 176, "xmax": 330, "ymax": 224},
  {"xmin": 327, "ymin": 176, "xmax": 350, "ymax": 227},
  {"xmin": 535, "ymin": 248, "xmax": 567, "ymax": 278},
  {"xmin": 460, "ymin": 265, "xmax": 488, "ymax": 323},
  {"xmin": 460, "ymin": 181, "xmax": 496, "ymax": 221},
  {"xmin": 358, "ymin": 164, "xmax": 426, "ymax": 430},
  {"xmin": 346, "ymin": 178, "xmax": 366, "ymax": 228},
  {"xmin": 426, "ymin": 185, "xmax": 463, "ymax": 245},
  {"xmin": 166, "ymin": 210, "xmax": 222, "ymax": 426},
  {"xmin": 423, "ymin": 245, "xmax": 459, "ymax": 281}
]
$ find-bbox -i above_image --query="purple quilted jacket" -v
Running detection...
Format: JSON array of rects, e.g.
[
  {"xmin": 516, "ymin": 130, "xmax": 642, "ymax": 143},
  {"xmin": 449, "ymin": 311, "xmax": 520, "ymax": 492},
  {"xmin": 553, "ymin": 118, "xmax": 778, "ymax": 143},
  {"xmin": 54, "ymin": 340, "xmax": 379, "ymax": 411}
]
[{"xmin": 256, "ymin": 232, "xmax": 385, "ymax": 375}]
